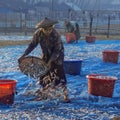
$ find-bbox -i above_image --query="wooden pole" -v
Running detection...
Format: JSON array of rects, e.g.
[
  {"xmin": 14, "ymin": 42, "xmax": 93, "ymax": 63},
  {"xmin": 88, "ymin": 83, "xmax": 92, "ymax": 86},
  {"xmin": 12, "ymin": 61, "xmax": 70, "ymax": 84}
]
[
  {"xmin": 107, "ymin": 15, "xmax": 110, "ymax": 38},
  {"xmin": 89, "ymin": 15, "xmax": 93, "ymax": 36},
  {"xmin": 51, "ymin": 0, "xmax": 53, "ymax": 18}
]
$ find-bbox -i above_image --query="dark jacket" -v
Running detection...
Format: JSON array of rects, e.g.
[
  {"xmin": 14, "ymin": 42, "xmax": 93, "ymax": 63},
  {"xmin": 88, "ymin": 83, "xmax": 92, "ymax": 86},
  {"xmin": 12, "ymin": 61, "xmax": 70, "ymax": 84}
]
[
  {"xmin": 74, "ymin": 23, "xmax": 81, "ymax": 40},
  {"xmin": 65, "ymin": 21, "xmax": 74, "ymax": 33},
  {"xmin": 23, "ymin": 28, "xmax": 64, "ymax": 65}
]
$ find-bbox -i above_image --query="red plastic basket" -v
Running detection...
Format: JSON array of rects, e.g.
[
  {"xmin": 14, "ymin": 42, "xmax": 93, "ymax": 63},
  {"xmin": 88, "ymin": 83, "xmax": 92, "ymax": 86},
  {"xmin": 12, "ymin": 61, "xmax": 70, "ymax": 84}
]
[
  {"xmin": 86, "ymin": 74, "xmax": 117, "ymax": 97},
  {"xmin": 102, "ymin": 50, "xmax": 119, "ymax": 63},
  {"xmin": 66, "ymin": 33, "xmax": 76, "ymax": 43},
  {"xmin": 86, "ymin": 36, "xmax": 96, "ymax": 43},
  {"xmin": 0, "ymin": 79, "xmax": 17, "ymax": 105}
]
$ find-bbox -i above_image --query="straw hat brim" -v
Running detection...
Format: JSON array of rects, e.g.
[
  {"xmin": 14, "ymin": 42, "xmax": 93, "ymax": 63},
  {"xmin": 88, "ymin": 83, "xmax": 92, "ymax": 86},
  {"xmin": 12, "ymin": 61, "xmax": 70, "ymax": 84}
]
[{"xmin": 35, "ymin": 17, "xmax": 58, "ymax": 29}]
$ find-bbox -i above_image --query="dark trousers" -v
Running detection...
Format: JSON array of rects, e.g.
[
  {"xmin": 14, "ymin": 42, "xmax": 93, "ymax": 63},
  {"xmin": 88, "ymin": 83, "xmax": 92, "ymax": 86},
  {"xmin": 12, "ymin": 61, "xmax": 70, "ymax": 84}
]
[{"xmin": 39, "ymin": 63, "xmax": 67, "ymax": 88}]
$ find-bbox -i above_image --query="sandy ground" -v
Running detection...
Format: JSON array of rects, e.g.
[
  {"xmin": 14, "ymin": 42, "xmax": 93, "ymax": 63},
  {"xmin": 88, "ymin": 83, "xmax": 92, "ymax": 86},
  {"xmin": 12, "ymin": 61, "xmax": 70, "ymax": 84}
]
[
  {"xmin": 0, "ymin": 34, "xmax": 120, "ymax": 48},
  {"xmin": 0, "ymin": 40, "xmax": 31, "ymax": 47}
]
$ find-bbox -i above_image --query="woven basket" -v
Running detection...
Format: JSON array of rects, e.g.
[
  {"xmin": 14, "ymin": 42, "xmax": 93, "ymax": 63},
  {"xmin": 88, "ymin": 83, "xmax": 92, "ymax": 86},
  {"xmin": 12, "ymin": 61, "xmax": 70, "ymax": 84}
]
[{"xmin": 19, "ymin": 56, "xmax": 48, "ymax": 79}]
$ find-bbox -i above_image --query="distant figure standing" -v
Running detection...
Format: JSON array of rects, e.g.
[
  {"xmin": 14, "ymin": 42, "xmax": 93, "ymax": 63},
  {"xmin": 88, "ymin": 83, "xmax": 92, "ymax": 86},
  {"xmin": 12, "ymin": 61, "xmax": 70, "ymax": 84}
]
[
  {"xmin": 64, "ymin": 20, "xmax": 76, "ymax": 43},
  {"xmin": 74, "ymin": 23, "xmax": 81, "ymax": 43},
  {"xmin": 64, "ymin": 20, "xmax": 74, "ymax": 33},
  {"xmin": 65, "ymin": 21, "xmax": 81, "ymax": 43}
]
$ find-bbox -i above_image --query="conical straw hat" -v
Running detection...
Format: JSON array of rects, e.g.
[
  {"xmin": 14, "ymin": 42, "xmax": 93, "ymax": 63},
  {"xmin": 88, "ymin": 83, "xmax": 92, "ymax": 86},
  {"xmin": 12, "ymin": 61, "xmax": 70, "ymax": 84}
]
[{"xmin": 35, "ymin": 17, "xmax": 58, "ymax": 29}]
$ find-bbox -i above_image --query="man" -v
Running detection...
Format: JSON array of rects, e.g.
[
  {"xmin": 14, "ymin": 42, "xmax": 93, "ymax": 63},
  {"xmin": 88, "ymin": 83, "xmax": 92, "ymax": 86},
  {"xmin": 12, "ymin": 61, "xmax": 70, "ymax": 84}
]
[
  {"xmin": 74, "ymin": 22, "xmax": 81, "ymax": 43},
  {"xmin": 64, "ymin": 20, "xmax": 74, "ymax": 33},
  {"xmin": 18, "ymin": 17, "xmax": 70, "ymax": 102}
]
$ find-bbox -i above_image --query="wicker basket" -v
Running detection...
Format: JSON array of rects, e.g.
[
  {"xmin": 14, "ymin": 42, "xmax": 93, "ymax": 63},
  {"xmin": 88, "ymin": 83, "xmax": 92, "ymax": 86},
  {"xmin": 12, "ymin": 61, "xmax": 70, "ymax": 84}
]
[{"xmin": 19, "ymin": 56, "xmax": 48, "ymax": 79}]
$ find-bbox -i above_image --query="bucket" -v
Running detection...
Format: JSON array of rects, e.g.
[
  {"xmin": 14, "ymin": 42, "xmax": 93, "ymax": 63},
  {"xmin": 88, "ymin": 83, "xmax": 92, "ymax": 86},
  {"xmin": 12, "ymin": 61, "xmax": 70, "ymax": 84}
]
[
  {"xmin": 65, "ymin": 33, "xmax": 76, "ymax": 43},
  {"xmin": 86, "ymin": 74, "xmax": 117, "ymax": 97},
  {"xmin": 0, "ymin": 79, "xmax": 17, "ymax": 105},
  {"xmin": 102, "ymin": 50, "xmax": 119, "ymax": 63},
  {"xmin": 86, "ymin": 36, "xmax": 96, "ymax": 43},
  {"xmin": 64, "ymin": 60, "xmax": 82, "ymax": 75}
]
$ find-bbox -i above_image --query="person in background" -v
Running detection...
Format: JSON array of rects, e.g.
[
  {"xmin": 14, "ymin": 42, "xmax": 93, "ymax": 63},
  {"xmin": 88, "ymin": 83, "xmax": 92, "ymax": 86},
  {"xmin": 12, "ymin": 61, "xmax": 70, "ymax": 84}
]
[
  {"xmin": 74, "ymin": 22, "xmax": 81, "ymax": 43},
  {"xmin": 64, "ymin": 20, "xmax": 74, "ymax": 33},
  {"xmin": 65, "ymin": 20, "xmax": 81, "ymax": 43},
  {"xmin": 18, "ymin": 17, "xmax": 70, "ymax": 103}
]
